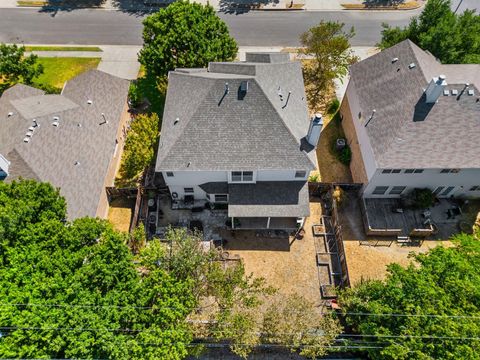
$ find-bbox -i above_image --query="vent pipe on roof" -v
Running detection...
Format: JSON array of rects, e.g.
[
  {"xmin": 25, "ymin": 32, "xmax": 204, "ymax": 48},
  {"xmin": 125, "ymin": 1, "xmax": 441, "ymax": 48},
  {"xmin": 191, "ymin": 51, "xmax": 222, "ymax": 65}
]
[
  {"xmin": 7, "ymin": 112, "xmax": 13, "ymax": 117},
  {"xmin": 307, "ymin": 113, "xmax": 323, "ymax": 148},
  {"xmin": 425, "ymin": 75, "xmax": 447, "ymax": 103}
]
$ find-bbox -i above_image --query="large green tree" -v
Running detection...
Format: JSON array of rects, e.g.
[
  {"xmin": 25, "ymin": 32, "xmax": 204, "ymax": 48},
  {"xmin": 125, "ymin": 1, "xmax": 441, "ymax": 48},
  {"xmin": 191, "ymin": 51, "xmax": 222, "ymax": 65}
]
[
  {"xmin": 0, "ymin": 180, "xmax": 195, "ymax": 359},
  {"xmin": 139, "ymin": 1, "xmax": 238, "ymax": 78},
  {"xmin": 299, "ymin": 21, "xmax": 357, "ymax": 110},
  {"xmin": 0, "ymin": 43, "xmax": 43, "ymax": 88},
  {"xmin": 379, "ymin": 0, "xmax": 480, "ymax": 64},
  {"xmin": 339, "ymin": 232, "xmax": 480, "ymax": 359}
]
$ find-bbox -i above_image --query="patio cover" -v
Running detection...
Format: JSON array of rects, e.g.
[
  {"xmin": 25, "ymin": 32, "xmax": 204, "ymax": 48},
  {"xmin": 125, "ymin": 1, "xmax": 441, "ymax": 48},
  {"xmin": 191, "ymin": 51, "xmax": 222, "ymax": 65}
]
[{"xmin": 228, "ymin": 181, "xmax": 310, "ymax": 218}]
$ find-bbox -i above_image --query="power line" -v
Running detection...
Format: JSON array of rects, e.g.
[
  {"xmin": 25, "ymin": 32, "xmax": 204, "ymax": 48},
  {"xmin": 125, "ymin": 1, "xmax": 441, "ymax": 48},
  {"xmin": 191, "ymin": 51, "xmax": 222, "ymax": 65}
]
[
  {"xmin": 1, "ymin": 326, "xmax": 480, "ymax": 342},
  {"xmin": 1, "ymin": 303, "xmax": 479, "ymax": 319}
]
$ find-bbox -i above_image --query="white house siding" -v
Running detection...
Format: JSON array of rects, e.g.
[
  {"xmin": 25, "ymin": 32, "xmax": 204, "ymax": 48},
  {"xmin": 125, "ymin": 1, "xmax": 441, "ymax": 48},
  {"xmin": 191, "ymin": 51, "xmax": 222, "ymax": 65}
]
[
  {"xmin": 342, "ymin": 81, "xmax": 378, "ymax": 182},
  {"xmin": 162, "ymin": 169, "xmax": 309, "ymax": 200},
  {"xmin": 363, "ymin": 168, "xmax": 480, "ymax": 198}
]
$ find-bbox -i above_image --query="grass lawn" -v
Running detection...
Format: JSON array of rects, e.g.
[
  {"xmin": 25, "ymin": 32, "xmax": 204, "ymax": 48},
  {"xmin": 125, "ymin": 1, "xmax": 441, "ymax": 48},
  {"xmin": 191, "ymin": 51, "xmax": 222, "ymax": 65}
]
[
  {"xmin": 34, "ymin": 57, "xmax": 101, "ymax": 90},
  {"xmin": 26, "ymin": 46, "xmax": 102, "ymax": 52}
]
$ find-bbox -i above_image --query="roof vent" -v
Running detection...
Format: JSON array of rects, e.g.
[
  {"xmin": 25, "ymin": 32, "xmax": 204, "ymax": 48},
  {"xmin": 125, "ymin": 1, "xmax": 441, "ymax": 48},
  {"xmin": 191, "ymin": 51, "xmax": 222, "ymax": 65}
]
[
  {"xmin": 7, "ymin": 112, "xmax": 13, "ymax": 117},
  {"xmin": 23, "ymin": 137, "xmax": 30, "ymax": 143},
  {"xmin": 468, "ymin": 89, "xmax": 474, "ymax": 96},
  {"xmin": 391, "ymin": 57, "xmax": 399, "ymax": 63},
  {"xmin": 100, "ymin": 113, "xmax": 108, "ymax": 125},
  {"xmin": 174, "ymin": 117, "xmax": 179, "ymax": 125},
  {"xmin": 240, "ymin": 81, "xmax": 249, "ymax": 93},
  {"xmin": 87, "ymin": 100, "xmax": 93, "ymax": 105},
  {"xmin": 74, "ymin": 161, "xmax": 80, "ymax": 166},
  {"xmin": 28, "ymin": 126, "xmax": 35, "ymax": 131},
  {"xmin": 53, "ymin": 116, "xmax": 59, "ymax": 121},
  {"xmin": 25, "ymin": 131, "xmax": 33, "ymax": 137},
  {"xmin": 408, "ymin": 63, "xmax": 416, "ymax": 69},
  {"xmin": 52, "ymin": 121, "xmax": 59, "ymax": 127},
  {"xmin": 33, "ymin": 119, "xmax": 39, "ymax": 128},
  {"xmin": 443, "ymin": 90, "xmax": 450, "ymax": 96},
  {"xmin": 451, "ymin": 89, "xmax": 459, "ymax": 95},
  {"xmin": 77, "ymin": 123, "xmax": 82, "ymax": 127}
]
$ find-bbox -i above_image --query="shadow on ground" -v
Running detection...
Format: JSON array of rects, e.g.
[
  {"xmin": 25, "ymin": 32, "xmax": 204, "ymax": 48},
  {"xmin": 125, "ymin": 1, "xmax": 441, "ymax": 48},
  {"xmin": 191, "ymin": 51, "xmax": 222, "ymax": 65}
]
[
  {"xmin": 38, "ymin": 0, "xmax": 164, "ymax": 15},
  {"xmin": 219, "ymin": 0, "xmax": 279, "ymax": 14},
  {"xmin": 221, "ymin": 230, "xmax": 291, "ymax": 251}
]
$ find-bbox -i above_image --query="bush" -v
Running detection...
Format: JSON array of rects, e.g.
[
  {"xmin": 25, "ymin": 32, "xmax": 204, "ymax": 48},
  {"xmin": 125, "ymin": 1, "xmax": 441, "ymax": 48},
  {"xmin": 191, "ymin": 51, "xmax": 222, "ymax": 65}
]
[
  {"xmin": 402, "ymin": 188, "xmax": 435, "ymax": 209},
  {"xmin": 308, "ymin": 174, "xmax": 319, "ymax": 182},
  {"xmin": 34, "ymin": 82, "xmax": 61, "ymax": 94},
  {"xmin": 338, "ymin": 145, "xmax": 351, "ymax": 165},
  {"xmin": 128, "ymin": 81, "xmax": 141, "ymax": 108},
  {"xmin": 327, "ymin": 98, "xmax": 340, "ymax": 114}
]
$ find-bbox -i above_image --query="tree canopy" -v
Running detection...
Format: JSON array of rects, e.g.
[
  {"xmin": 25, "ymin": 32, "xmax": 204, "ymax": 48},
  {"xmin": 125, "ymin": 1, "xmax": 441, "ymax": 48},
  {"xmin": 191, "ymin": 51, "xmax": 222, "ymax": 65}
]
[
  {"xmin": 0, "ymin": 180, "xmax": 195, "ymax": 359},
  {"xmin": 0, "ymin": 43, "xmax": 43, "ymax": 90},
  {"xmin": 379, "ymin": 0, "xmax": 480, "ymax": 64},
  {"xmin": 299, "ymin": 21, "xmax": 357, "ymax": 110},
  {"xmin": 339, "ymin": 231, "xmax": 480, "ymax": 359},
  {"xmin": 139, "ymin": 1, "xmax": 238, "ymax": 78}
]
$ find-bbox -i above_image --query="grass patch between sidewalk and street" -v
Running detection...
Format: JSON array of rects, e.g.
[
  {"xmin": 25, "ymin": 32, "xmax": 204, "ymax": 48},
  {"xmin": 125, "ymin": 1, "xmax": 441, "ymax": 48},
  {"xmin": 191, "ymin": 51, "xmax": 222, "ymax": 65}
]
[
  {"xmin": 341, "ymin": 1, "xmax": 421, "ymax": 10},
  {"xmin": 26, "ymin": 46, "xmax": 102, "ymax": 52},
  {"xmin": 17, "ymin": 0, "xmax": 47, "ymax": 6},
  {"xmin": 34, "ymin": 57, "xmax": 101, "ymax": 90}
]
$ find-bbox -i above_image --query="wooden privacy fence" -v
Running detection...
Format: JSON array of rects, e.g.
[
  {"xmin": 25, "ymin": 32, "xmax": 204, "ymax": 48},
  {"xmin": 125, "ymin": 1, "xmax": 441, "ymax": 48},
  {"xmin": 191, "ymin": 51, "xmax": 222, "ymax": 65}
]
[{"xmin": 331, "ymin": 193, "xmax": 351, "ymax": 288}]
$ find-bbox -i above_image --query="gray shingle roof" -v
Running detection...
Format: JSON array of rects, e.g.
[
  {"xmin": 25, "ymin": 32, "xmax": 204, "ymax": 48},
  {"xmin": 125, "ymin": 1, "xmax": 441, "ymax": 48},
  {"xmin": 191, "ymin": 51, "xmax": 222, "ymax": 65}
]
[
  {"xmin": 0, "ymin": 70, "xmax": 130, "ymax": 219},
  {"xmin": 155, "ymin": 53, "xmax": 316, "ymax": 172},
  {"xmin": 228, "ymin": 181, "xmax": 309, "ymax": 218},
  {"xmin": 349, "ymin": 40, "xmax": 480, "ymax": 169},
  {"xmin": 199, "ymin": 182, "xmax": 229, "ymax": 194}
]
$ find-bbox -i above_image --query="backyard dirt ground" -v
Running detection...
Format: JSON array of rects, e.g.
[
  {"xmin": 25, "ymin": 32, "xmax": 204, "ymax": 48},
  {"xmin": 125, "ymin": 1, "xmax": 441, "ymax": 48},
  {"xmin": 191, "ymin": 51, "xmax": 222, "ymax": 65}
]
[
  {"xmin": 344, "ymin": 240, "xmax": 454, "ymax": 285},
  {"xmin": 108, "ymin": 197, "xmax": 134, "ymax": 233},
  {"xmin": 223, "ymin": 202, "xmax": 322, "ymax": 306}
]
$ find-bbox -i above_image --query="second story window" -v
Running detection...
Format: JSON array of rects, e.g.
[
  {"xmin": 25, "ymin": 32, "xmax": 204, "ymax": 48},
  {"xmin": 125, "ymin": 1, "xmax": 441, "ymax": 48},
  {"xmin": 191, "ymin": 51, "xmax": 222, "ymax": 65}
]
[
  {"xmin": 231, "ymin": 171, "xmax": 253, "ymax": 182},
  {"xmin": 441, "ymin": 169, "xmax": 460, "ymax": 174},
  {"xmin": 295, "ymin": 170, "xmax": 306, "ymax": 178},
  {"xmin": 166, "ymin": 171, "xmax": 174, "ymax": 177}
]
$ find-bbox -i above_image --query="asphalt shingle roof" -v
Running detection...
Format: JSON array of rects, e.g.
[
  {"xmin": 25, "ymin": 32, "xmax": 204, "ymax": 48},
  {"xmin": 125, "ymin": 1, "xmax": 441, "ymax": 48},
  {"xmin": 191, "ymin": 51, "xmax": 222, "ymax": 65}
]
[
  {"xmin": 349, "ymin": 40, "xmax": 480, "ymax": 169},
  {"xmin": 155, "ymin": 53, "xmax": 316, "ymax": 172},
  {"xmin": 0, "ymin": 70, "xmax": 130, "ymax": 219},
  {"xmin": 228, "ymin": 181, "xmax": 309, "ymax": 218}
]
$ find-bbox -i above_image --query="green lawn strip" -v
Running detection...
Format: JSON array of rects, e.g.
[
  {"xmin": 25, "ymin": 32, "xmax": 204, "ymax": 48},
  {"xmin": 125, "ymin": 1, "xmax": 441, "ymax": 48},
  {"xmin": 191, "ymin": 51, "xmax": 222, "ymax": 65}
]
[
  {"xmin": 17, "ymin": 1, "xmax": 47, "ymax": 6},
  {"xmin": 34, "ymin": 57, "xmax": 101, "ymax": 90},
  {"xmin": 25, "ymin": 46, "xmax": 102, "ymax": 52}
]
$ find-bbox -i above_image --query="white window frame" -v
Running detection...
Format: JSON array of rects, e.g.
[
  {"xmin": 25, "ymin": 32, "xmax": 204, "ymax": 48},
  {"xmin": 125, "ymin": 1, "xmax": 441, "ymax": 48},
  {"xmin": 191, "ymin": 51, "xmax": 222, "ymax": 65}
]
[
  {"xmin": 373, "ymin": 186, "xmax": 389, "ymax": 195},
  {"xmin": 295, "ymin": 170, "xmax": 307, "ymax": 178},
  {"xmin": 389, "ymin": 186, "xmax": 406, "ymax": 195},
  {"xmin": 229, "ymin": 171, "xmax": 255, "ymax": 183},
  {"xmin": 214, "ymin": 194, "xmax": 228, "ymax": 203}
]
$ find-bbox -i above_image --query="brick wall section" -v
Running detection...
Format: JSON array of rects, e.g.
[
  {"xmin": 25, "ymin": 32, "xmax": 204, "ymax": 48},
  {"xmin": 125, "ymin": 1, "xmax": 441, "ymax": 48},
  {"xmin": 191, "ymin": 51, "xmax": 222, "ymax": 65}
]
[
  {"xmin": 96, "ymin": 100, "xmax": 131, "ymax": 219},
  {"xmin": 340, "ymin": 95, "xmax": 368, "ymax": 185}
]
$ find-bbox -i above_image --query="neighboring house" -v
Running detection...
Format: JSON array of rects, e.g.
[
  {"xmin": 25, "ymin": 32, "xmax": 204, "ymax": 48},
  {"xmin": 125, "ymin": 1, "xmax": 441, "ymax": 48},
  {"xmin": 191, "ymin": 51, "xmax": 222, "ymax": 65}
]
[
  {"xmin": 341, "ymin": 39, "xmax": 480, "ymax": 199},
  {"xmin": 0, "ymin": 70, "xmax": 130, "ymax": 219},
  {"xmin": 155, "ymin": 52, "xmax": 320, "ymax": 230}
]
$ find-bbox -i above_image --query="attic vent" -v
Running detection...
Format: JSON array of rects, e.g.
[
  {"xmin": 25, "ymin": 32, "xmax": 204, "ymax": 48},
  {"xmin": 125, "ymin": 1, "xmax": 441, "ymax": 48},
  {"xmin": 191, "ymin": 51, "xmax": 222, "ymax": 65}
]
[
  {"xmin": 52, "ymin": 121, "xmax": 59, "ymax": 127},
  {"xmin": 53, "ymin": 116, "xmax": 59, "ymax": 121},
  {"xmin": 451, "ymin": 89, "xmax": 459, "ymax": 95},
  {"xmin": 7, "ymin": 112, "xmax": 13, "ymax": 117},
  {"xmin": 391, "ymin": 57, "xmax": 399, "ymax": 63},
  {"xmin": 28, "ymin": 126, "xmax": 35, "ymax": 131},
  {"xmin": 408, "ymin": 63, "xmax": 416, "ymax": 69},
  {"xmin": 443, "ymin": 90, "xmax": 450, "ymax": 96},
  {"xmin": 25, "ymin": 131, "xmax": 33, "ymax": 137},
  {"xmin": 87, "ymin": 100, "xmax": 93, "ymax": 105},
  {"xmin": 468, "ymin": 89, "xmax": 475, "ymax": 96},
  {"xmin": 174, "ymin": 117, "xmax": 179, "ymax": 125},
  {"xmin": 74, "ymin": 161, "xmax": 80, "ymax": 166},
  {"xmin": 23, "ymin": 137, "xmax": 30, "ymax": 143},
  {"xmin": 77, "ymin": 123, "xmax": 82, "ymax": 127},
  {"xmin": 33, "ymin": 119, "xmax": 39, "ymax": 128}
]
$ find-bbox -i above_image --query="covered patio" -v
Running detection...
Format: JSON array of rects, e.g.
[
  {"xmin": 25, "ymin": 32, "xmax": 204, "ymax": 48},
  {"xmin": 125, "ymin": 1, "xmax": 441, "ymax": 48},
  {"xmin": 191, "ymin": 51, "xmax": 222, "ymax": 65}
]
[{"xmin": 228, "ymin": 181, "xmax": 310, "ymax": 230}]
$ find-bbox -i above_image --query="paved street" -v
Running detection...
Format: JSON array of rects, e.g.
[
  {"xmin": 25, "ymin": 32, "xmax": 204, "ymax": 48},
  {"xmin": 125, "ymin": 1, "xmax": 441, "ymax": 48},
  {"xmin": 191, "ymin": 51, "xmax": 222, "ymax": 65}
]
[{"xmin": 0, "ymin": 8, "xmax": 417, "ymax": 46}]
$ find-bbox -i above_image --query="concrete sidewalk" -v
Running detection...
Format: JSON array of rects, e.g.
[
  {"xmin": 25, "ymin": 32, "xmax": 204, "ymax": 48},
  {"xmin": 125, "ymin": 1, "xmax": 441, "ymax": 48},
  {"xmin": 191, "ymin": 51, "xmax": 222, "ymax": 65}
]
[{"xmin": 26, "ymin": 45, "xmax": 141, "ymax": 80}]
